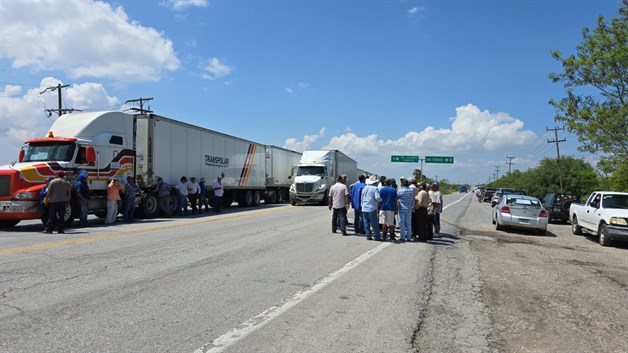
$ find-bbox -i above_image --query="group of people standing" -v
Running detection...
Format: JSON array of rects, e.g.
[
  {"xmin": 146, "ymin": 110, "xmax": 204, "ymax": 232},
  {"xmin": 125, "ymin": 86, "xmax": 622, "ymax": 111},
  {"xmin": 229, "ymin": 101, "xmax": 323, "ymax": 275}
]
[
  {"xmin": 39, "ymin": 173, "xmax": 226, "ymax": 233},
  {"xmin": 329, "ymin": 174, "xmax": 443, "ymax": 242}
]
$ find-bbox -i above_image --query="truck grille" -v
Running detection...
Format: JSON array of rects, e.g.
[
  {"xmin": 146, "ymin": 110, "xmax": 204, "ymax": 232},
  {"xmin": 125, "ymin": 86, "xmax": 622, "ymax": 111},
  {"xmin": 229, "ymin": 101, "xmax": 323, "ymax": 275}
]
[
  {"xmin": 296, "ymin": 183, "xmax": 313, "ymax": 192},
  {"xmin": 0, "ymin": 175, "xmax": 10, "ymax": 197}
]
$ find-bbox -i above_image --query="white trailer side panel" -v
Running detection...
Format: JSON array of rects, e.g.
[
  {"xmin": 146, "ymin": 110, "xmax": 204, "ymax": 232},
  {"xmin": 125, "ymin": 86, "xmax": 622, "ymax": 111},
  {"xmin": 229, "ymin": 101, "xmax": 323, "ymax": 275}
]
[
  {"xmin": 137, "ymin": 114, "xmax": 265, "ymax": 189},
  {"xmin": 335, "ymin": 151, "xmax": 358, "ymax": 182},
  {"xmin": 266, "ymin": 146, "xmax": 301, "ymax": 187}
]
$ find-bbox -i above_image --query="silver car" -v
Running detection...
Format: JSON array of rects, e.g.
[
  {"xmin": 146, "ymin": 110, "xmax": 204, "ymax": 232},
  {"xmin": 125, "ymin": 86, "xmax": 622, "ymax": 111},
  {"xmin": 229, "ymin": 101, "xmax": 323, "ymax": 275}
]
[{"xmin": 492, "ymin": 194, "xmax": 548, "ymax": 235}]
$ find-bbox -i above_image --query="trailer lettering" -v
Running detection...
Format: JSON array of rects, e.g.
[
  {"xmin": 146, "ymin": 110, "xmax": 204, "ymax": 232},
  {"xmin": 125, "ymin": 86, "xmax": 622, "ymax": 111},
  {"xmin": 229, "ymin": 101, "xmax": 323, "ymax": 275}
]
[{"xmin": 205, "ymin": 155, "xmax": 229, "ymax": 168}]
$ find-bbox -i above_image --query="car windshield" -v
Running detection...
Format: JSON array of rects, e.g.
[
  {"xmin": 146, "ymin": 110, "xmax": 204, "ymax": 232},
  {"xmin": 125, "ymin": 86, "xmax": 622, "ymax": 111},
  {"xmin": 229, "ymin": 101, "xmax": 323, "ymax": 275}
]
[
  {"xmin": 602, "ymin": 194, "xmax": 628, "ymax": 209},
  {"xmin": 297, "ymin": 166, "xmax": 325, "ymax": 176},
  {"xmin": 23, "ymin": 142, "xmax": 76, "ymax": 162},
  {"xmin": 506, "ymin": 197, "xmax": 541, "ymax": 207}
]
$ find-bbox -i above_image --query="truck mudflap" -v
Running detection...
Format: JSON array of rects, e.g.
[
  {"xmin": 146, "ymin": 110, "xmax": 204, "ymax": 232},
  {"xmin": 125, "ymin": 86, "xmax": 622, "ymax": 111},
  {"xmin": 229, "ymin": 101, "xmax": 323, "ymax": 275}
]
[{"xmin": 0, "ymin": 200, "xmax": 43, "ymax": 220}]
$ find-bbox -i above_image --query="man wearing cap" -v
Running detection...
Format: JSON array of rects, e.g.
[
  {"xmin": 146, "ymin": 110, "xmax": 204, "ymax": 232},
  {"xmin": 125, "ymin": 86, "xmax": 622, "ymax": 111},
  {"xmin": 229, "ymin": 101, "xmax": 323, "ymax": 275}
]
[
  {"xmin": 212, "ymin": 176, "xmax": 224, "ymax": 213},
  {"xmin": 43, "ymin": 171, "xmax": 71, "ymax": 234},
  {"xmin": 198, "ymin": 177, "xmax": 210, "ymax": 213},
  {"xmin": 328, "ymin": 175, "xmax": 350, "ymax": 235},
  {"xmin": 361, "ymin": 175, "xmax": 382, "ymax": 240},
  {"xmin": 176, "ymin": 176, "xmax": 189, "ymax": 216},
  {"xmin": 431, "ymin": 182, "xmax": 443, "ymax": 235}
]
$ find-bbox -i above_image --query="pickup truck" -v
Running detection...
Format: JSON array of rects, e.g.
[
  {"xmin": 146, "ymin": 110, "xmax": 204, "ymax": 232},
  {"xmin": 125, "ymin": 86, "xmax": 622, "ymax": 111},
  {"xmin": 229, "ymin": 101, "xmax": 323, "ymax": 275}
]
[{"xmin": 569, "ymin": 191, "xmax": 628, "ymax": 246}]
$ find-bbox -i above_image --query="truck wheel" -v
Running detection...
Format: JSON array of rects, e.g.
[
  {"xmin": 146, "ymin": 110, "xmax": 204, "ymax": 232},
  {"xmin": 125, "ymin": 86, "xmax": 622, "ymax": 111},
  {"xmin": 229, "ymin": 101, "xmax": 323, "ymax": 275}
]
[
  {"xmin": 253, "ymin": 191, "xmax": 261, "ymax": 206},
  {"xmin": 319, "ymin": 190, "xmax": 328, "ymax": 206},
  {"xmin": 140, "ymin": 193, "xmax": 160, "ymax": 219},
  {"xmin": 265, "ymin": 190, "xmax": 277, "ymax": 204},
  {"xmin": 239, "ymin": 191, "xmax": 254, "ymax": 207},
  {"xmin": 598, "ymin": 223, "xmax": 611, "ymax": 246},
  {"xmin": 0, "ymin": 220, "xmax": 20, "ymax": 228},
  {"xmin": 63, "ymin": 200, "xmax": 78, "ymax": 226},
  {"xmin": 571, "ymin": 215, "xmax": 583, "ymax": 235}
]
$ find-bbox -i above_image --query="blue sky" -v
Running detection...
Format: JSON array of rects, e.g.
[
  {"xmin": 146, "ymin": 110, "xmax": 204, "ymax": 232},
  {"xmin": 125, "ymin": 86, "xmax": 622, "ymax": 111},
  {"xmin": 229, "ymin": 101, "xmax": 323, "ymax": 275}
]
[{"xmin": 0, "ymin": 0, "xmax": 621, "ymax": 185}]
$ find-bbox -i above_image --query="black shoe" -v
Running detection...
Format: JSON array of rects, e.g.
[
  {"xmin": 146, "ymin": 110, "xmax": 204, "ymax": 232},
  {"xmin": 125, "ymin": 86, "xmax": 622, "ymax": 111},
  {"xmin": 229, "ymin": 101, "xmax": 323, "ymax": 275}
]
[
  {"xmin": 57, "ymin": 230, "xmax": 65, "ymax": 234},
  {"xmin": 42, "ymin": 230, "xmax": 52, "ymax": 234},
  {"xmin": 332, "ymin": 230, "xmax": 337, "ymax": 234},
  {"xmin": 367, "ymin": 236, "xmax": 373, "ymax": 241},
  {"xmin": 342, "ymin": 231, "xmax": 348, "ymax": 236}
]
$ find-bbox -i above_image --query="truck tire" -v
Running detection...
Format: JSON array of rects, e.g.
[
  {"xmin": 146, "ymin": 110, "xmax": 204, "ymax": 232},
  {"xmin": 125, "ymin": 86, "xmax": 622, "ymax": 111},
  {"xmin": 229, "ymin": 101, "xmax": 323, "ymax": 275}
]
[
  {"xmin": 253, "ymin": 191, "xmax": 261, "ymax": 206},
  {"xmin": 0, "ymin": 220, "xmax": 20, "ymax": 228},
  {"xmin": 140, "ymin": 192, "xmax": 160, "ymax": 219},
  {"xmin": 167, "ymin": 195, "xmax": 178, "ymax": 215},
  {"xmin": 63, "ymin": 200, "xmax": 78, "ymax": 226},
  {"xmin": 319, "ymin": 190, "xmax": 328, "ymax": 206},
  {"xmin": 598, "ymin": 223, "xmax": 612, "ymax": 246},
  {"xmin": 264, "ymin": 190, "xmax": 277, "ymax": 204},
  {"xmin": 239, "ymin": 190, "xmax": 254, "ymax": 207},
  {"xmin": 571, "ymin": 215, "xmax": 583, "ymax": 235}
]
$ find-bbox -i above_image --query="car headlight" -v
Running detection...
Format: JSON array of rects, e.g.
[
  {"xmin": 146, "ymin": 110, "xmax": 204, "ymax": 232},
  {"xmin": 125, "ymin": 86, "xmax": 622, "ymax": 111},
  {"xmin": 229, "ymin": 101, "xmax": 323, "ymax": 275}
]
[
  {"xmin": 15, "ymin": 191, "xmax": 34, "ymax": 199},
  {"xmin": 610, "ymin": 217, "xmax": 628, "ymax": 226}
]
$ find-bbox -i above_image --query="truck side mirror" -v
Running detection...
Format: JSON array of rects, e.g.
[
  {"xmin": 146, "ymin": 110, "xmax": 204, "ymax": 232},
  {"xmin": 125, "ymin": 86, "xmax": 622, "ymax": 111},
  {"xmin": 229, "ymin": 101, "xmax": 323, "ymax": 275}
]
[
  {"xmin": 18, "ymin": 148, "xmax": 25, "ymax": 163},
  {"xmin": 85, "ymin": 146, "xmax": 96, "ymax": 163}
]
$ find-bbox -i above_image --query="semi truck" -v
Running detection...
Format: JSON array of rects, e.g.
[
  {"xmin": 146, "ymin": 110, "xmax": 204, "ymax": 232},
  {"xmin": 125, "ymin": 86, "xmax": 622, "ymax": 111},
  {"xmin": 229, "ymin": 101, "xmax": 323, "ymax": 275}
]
[
  {"xmin": 289, "ymin": 150, "xmax": 358, "ymax": 205},
  {"xmin": 264, "ymin": 146, "xmax": 301, "ymax": 204},
  {"xmin": 0, "ymin": 111, "xmax": 301, "ymax": 227}
]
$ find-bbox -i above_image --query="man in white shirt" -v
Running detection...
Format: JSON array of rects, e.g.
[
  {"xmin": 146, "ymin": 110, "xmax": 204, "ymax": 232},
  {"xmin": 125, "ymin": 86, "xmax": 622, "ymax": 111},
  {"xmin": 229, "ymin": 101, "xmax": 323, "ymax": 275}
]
[
  {"xmin": 187, "ymin": 176, "xmax": 201, "ymax": 214},
  {"xmin": 328, "ymin": 175, "xmax": 350, "ymax": 235},
  {"xmin": 212, "ymin": 176, "xmax": 224, "ymax": 213},
  {"xmin": 176, "ymin": 176, "xmax": 189, "ymax": 216}
]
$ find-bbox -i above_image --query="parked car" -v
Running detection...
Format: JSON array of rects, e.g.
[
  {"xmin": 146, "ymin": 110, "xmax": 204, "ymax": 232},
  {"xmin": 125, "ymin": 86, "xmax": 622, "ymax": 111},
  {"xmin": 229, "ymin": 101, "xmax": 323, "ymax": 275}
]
[
  {"xmin": 482, "ymin": 188, "xmax": 496, "ymax": 202},
  {"xmin": 493, "ymin": 195, "xmax": 548, "ymax": 235},
  {"xmin": 459, "ymin": 186, "xmax": 468, "ymax": 193},
  {"xmin": 541, "ymin": 192, "xmax": 580, "ymax": 223},
  {"xmin": 570, "ymin": 191, "xmax": 628, "ymax": 246},
  {"xmin": 490, "ymin": 188, "xmax": 526, "ymax": 207}
]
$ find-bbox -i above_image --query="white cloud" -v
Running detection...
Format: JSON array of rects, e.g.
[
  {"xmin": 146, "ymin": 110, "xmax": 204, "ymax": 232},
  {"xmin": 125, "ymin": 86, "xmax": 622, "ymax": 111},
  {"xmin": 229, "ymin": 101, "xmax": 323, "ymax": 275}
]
[
  {"xmin": 0, "ymin": 78, "xmax": 119, "ymax": 165},
  {"xmin": 201, "ymin": 57, "xmax": 233, "ymax": 80},
  {"xmin": 408, "ymin": 6, "xmax": 426, "ymax": 14},
  {"xmin": 283, "ymin": 128, "xmax": 326, "ymax": 152},
  {"xmin": 0, "ymin": 0, "xmax": 180, "ymax": 83},
  {"xmin": 161, "ymin": 0, "xmax": 208, "ymax": 10}
]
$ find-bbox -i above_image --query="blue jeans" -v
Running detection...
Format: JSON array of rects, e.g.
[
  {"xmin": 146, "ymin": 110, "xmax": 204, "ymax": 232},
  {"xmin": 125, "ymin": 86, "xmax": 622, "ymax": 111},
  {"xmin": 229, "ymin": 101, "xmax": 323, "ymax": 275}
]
[
  {"xmin": 178, "ymin": 194, "xmax": 188, "ymax": 216},
  {"xmin": 398, "ymin": 212, "xmax": 412, "ymax": 240},
  {"xmin": 331, "ymin": 207, "xmax": 347, "ymax": 233},
  {"xmin": 362, "ymin": 210, "xmax": 381, "ymax": 239},
  {"xmin": 353, "ymin": 208, "xmax": 364, "ymax": 234},
  {"xmin": 79, "ymin": 199, "xmax": 89, "ymax": 226},
  {"xmin": 200, "ymin": 195, "xmax": 210, "ymax": 212},
  {"xmin": 123, "ymin": 196, "xmax": 135, "ymax": 221},
  {"xmin": 213, "ymin": 196, "xmax": 222, "ymax": 213}
]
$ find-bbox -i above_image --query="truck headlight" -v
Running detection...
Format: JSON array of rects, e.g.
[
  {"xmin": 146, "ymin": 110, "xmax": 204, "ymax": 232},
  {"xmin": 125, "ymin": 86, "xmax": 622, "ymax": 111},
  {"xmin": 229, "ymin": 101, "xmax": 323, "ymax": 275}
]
[
  {"xmin": 289, "ymin": 184, "xmax": 296, "ymax": 192},
  {"xmin": 610, "ymin": 217, "xmax": 628, "ymax": 226},
  {"xmin": 317, "ymin": 184, "xmax": 326, "ymax": 192},
  {"xmin": 15, "ymin": 192, "xmax": 34, "ymax": 199}
]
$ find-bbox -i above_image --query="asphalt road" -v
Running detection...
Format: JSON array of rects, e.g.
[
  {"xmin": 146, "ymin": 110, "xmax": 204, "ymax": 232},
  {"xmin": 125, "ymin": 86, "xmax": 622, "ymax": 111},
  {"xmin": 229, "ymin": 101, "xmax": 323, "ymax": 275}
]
[{"xmin": 1, "ymin": 193, "xmax": 626, "ymax": 353}]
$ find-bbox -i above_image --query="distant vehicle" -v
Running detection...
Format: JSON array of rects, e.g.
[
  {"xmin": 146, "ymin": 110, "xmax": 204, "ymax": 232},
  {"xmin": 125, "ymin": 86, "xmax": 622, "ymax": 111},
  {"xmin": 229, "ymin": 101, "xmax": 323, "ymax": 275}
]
[
  {"xmin": 542, "ymin": 193, "xmax": 580, "ymax": 223},
  {"xmin": 493, "ymin": 195, "xmax": 548, "ymax": 235},
  {"xmin": 289, "ymin": 150, "xmax": 358, "ymax": 205},
  {"xmin": 459, "ymin": 186, "xmax": 468, "ymax": 193},
  {"xmin": 570, "ymin": 191, "xmax": 628, "ymax": 246},
  {"xmin": 483, "ymin": 188, "xmax": 496, "ymax": 202},
  {"xmin": 490, "ymin": 188, "xmax": 515, "ymax": 207}
]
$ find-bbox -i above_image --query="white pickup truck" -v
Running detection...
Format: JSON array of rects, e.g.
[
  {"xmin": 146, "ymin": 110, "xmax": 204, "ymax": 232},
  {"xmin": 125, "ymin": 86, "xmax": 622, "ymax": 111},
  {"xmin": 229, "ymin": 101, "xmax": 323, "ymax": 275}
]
[{"xmin": 569, "ymin": 191, "xmax": 628, "ymax": 246}]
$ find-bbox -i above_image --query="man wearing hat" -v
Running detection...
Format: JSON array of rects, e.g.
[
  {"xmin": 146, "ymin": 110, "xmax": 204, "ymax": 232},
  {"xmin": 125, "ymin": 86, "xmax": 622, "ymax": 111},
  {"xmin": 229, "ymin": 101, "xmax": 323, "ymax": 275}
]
[
  {"xmin": 212, "ymin": 176, "xmax": 224, "ymax": 213},
  {"xmin": 43, "ymin": 171, "xmax": 71, "ymax": 234},
  {"xmin": 176, "ymin": 176, "xmax": 189, "ymax": 216},
  {"xmin": 361, "ymin": 175, "xmax": 382, "ymax": 240},
  {"xmin": 328, "ymin": 175, "xmax": 350, "ymax": 235}
]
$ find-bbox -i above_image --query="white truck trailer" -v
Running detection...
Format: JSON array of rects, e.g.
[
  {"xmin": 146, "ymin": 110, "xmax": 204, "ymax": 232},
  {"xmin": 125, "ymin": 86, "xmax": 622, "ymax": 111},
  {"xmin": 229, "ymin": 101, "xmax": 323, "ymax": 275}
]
[
  {"xmin": 264, "ymin": 146, "xmax": 301, "ymax": 204},
  {"xmin": 0, "ymin": 111, "xmax": 296, "ymax": 227},
  {"xmin": 289, "ymin": 150, "xmax": 358, "ymax": 205}
]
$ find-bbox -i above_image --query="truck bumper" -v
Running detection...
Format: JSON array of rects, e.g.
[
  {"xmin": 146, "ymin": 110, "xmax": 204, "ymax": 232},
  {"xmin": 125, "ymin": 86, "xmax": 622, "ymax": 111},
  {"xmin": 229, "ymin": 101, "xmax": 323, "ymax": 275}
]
[
  {"xmin": 290, "ymin": 192, "xmax": 326, "ymax": 205},
  {"xmin": 0, "ymin": 201, "xmax": 43, "ymax": 220},
  {"xmin": 607, "ymin": 225, "xmax": 628, "ymax": 241}
]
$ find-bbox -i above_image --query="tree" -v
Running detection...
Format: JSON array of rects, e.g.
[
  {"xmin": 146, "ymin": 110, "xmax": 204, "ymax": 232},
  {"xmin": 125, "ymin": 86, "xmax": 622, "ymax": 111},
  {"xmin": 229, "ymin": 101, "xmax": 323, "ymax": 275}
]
[{"xmin": 548, "ymin": 0, "xmax": 628, "ymax": 190}]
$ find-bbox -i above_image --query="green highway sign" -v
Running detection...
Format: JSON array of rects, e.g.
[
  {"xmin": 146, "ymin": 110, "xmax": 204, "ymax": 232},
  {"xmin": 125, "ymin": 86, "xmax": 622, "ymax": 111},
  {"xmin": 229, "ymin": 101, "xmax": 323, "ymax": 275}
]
[
  {"xmin": 391, "ymin": 155, "xmax": 419, "ymax": 163},
  {"xmin": 425, "ymin": 156, "xmax": 454, "ymax": 164}
]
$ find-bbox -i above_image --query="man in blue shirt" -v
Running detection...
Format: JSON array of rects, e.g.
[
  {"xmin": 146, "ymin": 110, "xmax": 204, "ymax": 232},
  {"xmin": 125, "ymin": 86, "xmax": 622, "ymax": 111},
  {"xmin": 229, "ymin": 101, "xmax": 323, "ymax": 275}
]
[
  {"xmin": 361, "ymin": 175, "xmax": 382, "ymax": 240},
  {"xmin": 397, "ymin": 178, "xmax": 415, "ymax": 241},
  {"xmin": 350, "ymin": 175, "xmax": 366, "ymax": 235},
  {"xmin": 379, "ymin": 178, "xmax": 398, "ymax": 240}
]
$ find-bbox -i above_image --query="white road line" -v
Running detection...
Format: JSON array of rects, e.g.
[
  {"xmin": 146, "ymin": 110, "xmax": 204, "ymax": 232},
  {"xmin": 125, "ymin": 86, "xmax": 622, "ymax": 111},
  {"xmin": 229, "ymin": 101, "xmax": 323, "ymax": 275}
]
[
  {"xmin": 194, "ymin": 242, "xmax": 392, "ymax": 353},
  {"xmin": 443, "ymin": 192, "xmax": 469, "ymax": 211}
]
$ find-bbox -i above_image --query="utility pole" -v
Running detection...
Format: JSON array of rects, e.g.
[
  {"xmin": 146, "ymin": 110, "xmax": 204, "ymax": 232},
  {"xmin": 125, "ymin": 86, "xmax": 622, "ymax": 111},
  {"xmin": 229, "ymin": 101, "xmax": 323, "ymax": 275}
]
[
  {"xmin": 506, "ymin": 156, "xmax": 515, "ymax": 176},
  {"xmin": 419, "ymin": 158, "xmax": 424, "ymax": 181},
  {"xmin": 547, "ymin": 126, "xmax": 566, "ymax": 193},
  {"xmin": 494, "ymin": 165, "xmax": 500, "ymax": 181},
  {"xmin": 39, "ymin": 83, "xmax": 70, "ymax": 117},
  {"xmin": 125, "ymin": 97, "xmax": 153, "ymax": 114}
]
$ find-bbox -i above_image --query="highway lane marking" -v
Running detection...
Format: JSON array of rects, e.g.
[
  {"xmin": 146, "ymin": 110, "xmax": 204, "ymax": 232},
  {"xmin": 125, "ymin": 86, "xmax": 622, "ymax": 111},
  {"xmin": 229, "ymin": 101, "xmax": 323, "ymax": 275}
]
[
  {"xmin": 444, "ymin": 192, "xmax": 470, "ymax": 211},
  {"xmin": 0, "ymin": 206, "xmax": 296, "ymax": 256},
  {"xmin": 194, "ymin": 241, "xmax": 392, "ymax": 353}
]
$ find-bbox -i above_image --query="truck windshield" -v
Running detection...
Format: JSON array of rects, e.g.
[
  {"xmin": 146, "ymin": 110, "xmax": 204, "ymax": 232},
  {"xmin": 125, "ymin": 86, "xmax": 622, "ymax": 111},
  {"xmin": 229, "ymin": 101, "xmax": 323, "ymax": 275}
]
[
  {"xmin": 602, "ymin": 194, "xmax": 628, "ymax": 209},
  {"xmin": 23, "ymin": 142, "xmax": 76, "ymax": 162},
  {"xmin": 297, "ymin": 166, "xmax": 325, "ymax": 176}
]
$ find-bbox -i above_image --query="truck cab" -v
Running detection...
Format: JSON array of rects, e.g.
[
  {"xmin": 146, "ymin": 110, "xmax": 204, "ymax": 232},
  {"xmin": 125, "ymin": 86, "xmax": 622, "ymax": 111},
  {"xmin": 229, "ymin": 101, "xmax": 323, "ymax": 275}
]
[{"xmin": 290, "ymin": 163, "xmax": 330, "ymax": 205}]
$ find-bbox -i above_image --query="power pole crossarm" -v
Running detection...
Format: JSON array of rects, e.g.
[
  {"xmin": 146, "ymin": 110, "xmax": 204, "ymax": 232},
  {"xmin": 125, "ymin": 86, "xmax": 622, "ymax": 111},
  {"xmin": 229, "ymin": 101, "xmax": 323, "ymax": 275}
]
[
  {"xmin": 39, "ymin": 83, "xmax": 70, "ymax": 117},
  {"xmin": 125, "ymin": 97, "xmax": 154, "ymax": 114},
  {"xmin": 506, "ymin": 156, "xmax": 515, "ymax": 176}
]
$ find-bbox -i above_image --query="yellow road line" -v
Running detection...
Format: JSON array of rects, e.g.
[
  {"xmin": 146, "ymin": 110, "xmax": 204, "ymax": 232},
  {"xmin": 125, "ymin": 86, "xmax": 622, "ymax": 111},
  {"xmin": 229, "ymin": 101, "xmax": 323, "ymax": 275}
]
[{"xmin": 1, "ymin": 206, "xmax": 296, "ymax": 255}]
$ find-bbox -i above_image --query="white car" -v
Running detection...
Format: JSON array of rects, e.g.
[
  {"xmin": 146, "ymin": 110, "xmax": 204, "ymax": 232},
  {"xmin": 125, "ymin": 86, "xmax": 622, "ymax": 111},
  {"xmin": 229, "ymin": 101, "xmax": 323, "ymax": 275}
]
[{"xmin": 493, "ymin": 195, "xmax": 548, "ymax": 235}]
